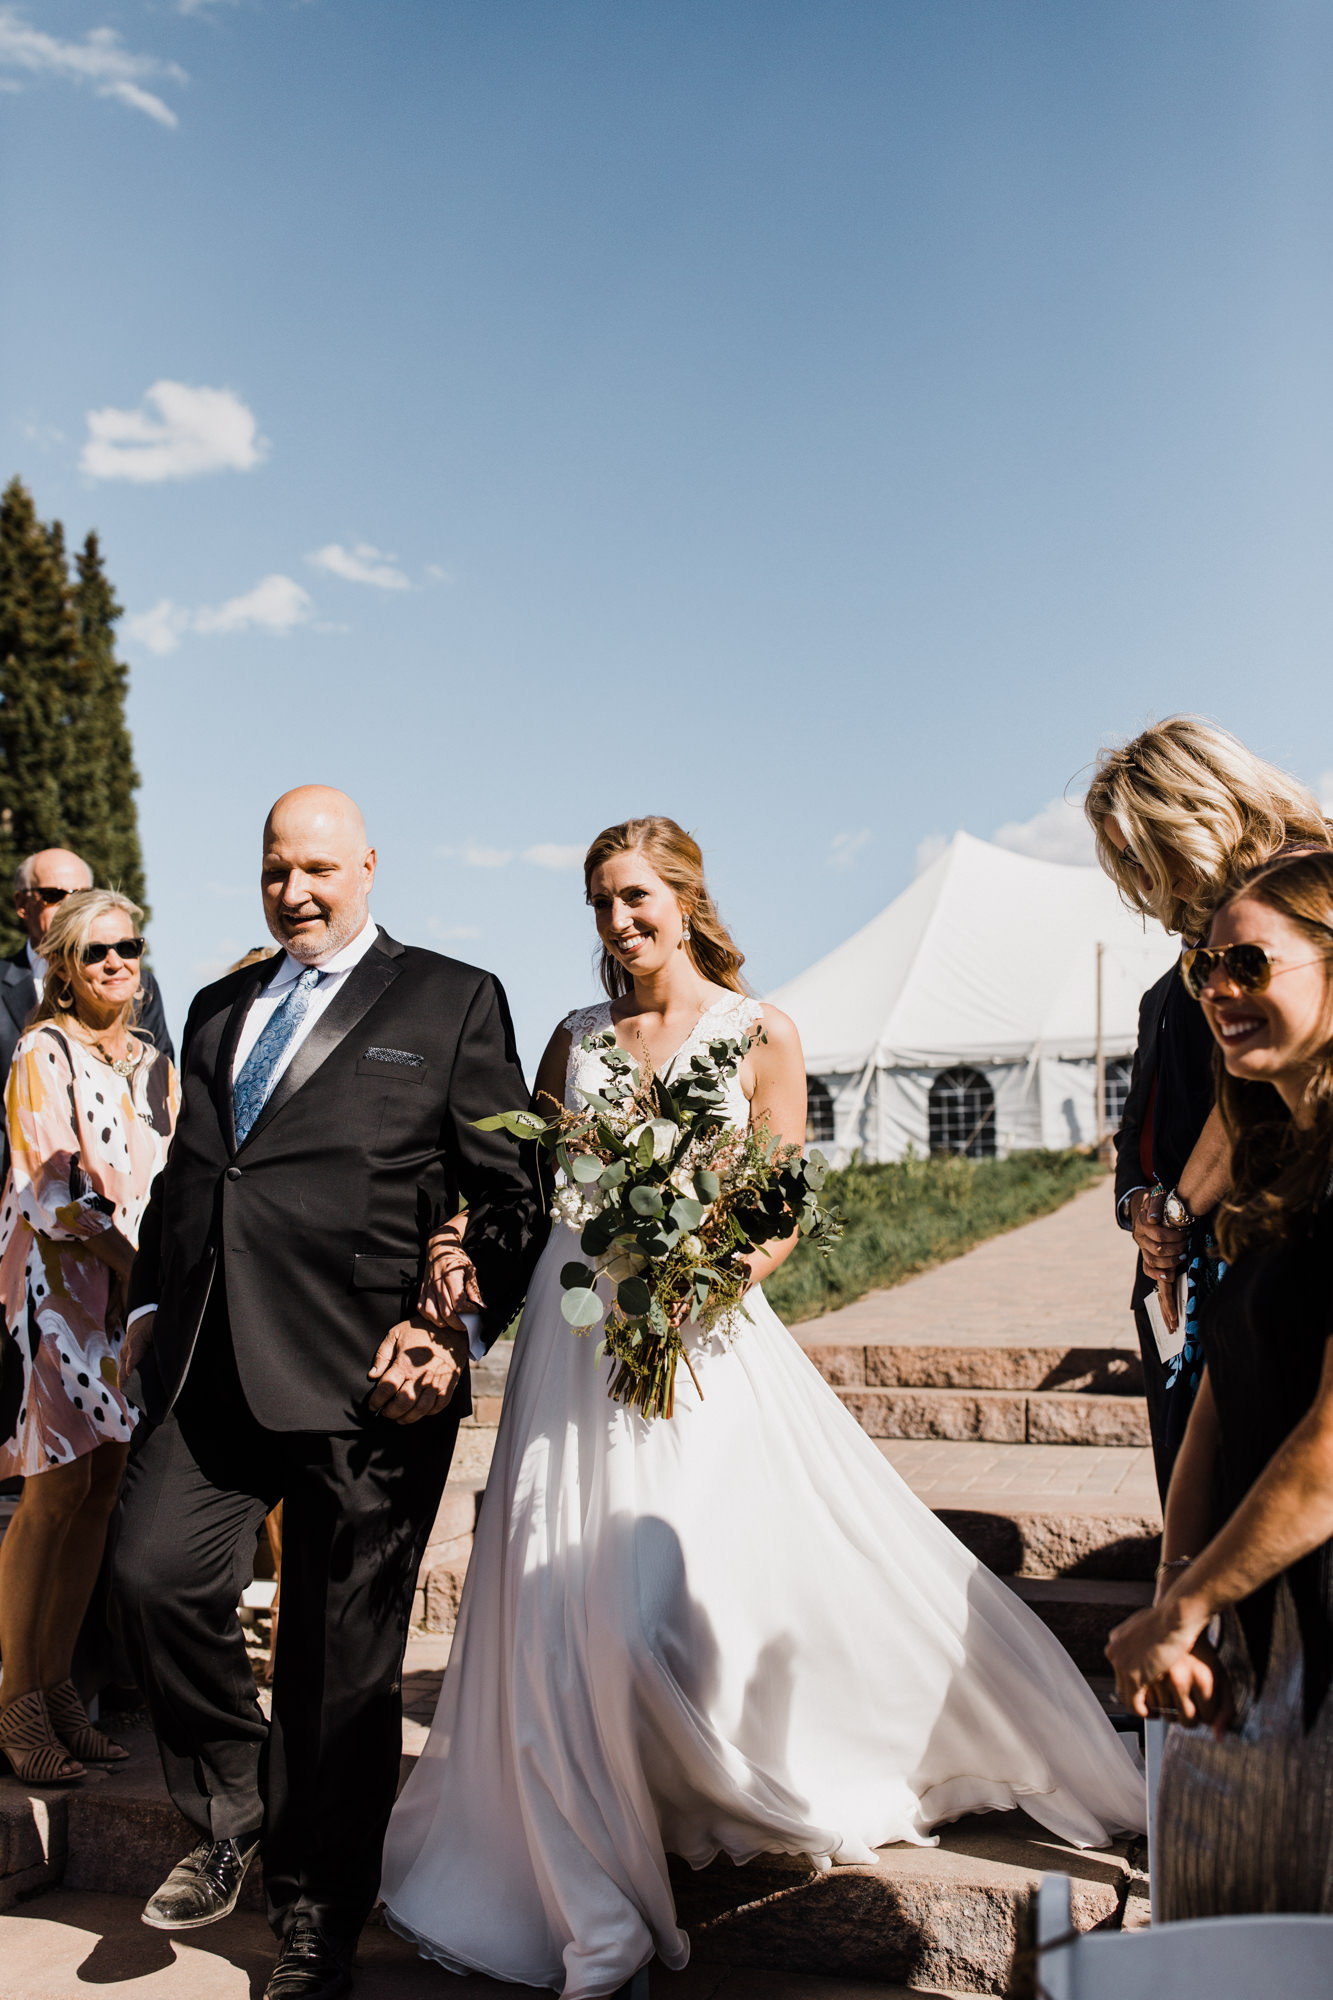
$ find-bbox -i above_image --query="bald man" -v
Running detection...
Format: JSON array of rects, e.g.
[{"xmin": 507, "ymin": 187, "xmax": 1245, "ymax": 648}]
[{"xmin": 112, "ymin": 788, "xmax": 546, "ymax": 2000}]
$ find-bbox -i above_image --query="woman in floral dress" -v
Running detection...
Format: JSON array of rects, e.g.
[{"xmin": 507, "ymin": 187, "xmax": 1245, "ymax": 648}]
[{"xmin": 0, "ymin": 890, "xmax": 177, "ymax": 1784}]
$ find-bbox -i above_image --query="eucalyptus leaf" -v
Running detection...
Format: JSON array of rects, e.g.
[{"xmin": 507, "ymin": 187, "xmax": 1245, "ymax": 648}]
[
  {"xmin": 560, "ymin": 1287, "xmax": 604, "ymax": 1329},
  {"xmin": 570, "ymin": 1154, "xmax": 604, "ymax": 1184},
  {"xmin": 629, "ymin": 1186, "xmax": 664, "ymax": 1218},
  {"xmin": 694, "ymin": 1170, "xmax": 720, "ymax": 1201},
  {"xmin": 636, "ymin": 1126, "xmax": 656, "ymax": 1171},
  {"xmin": 617, "ymin": 1274, "xmax": 652, "ymax": 1318},
  {"xmin": 669, "ymin": 1197, "xmax": 706, "ymax": 1231},
  {"xmin": 473, "ymin": 1110, "xmax": 548, "ymax": 1139},
  {"xmin": 599, "ymin": 1159, "xmax": 628, "ymax": 1189},
  {"xmin": 561, "ymin": 1261, "xmax": 597, "ymax": 1290}
]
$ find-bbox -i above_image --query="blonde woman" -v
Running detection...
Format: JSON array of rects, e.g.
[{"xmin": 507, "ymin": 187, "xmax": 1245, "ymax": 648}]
[
  {"xmin": 381, "ymin": 817, "xmax": 1144, "ymax": 2000},
  {"xmin": 0, "ymin": 890, "xmax": 177, "ymax": 1784},
  {"xmin": 1085, "ymin": 718, "xmax": 1330, "ymax": 1498}
]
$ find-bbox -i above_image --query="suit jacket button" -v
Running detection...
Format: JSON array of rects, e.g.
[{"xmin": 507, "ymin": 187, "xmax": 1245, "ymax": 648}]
[{"xmin": 225, "ymin": 1166, "xmax": 242, "ymax": 1180}]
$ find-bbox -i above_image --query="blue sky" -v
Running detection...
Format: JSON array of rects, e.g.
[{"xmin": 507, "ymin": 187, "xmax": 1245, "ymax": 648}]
[{"xmin": 4, "ymin": 1, "xmax": 1333, "ymax": 1067}]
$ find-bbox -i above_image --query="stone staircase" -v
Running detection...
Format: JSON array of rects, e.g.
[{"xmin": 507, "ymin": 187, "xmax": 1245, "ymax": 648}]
[
  {"xmin": 0, "ymin": 1182, "xmax": 1156, "ymax": 1995},
  {"xmin": 797, "ymin": 1183, "xmax": 1160, "ymax": 1672}
]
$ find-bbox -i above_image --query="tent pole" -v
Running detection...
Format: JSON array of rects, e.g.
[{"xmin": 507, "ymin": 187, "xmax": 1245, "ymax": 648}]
[{"xmin": 1088, "ymin": 940, "xmax": 1096, "ymax": 1152}]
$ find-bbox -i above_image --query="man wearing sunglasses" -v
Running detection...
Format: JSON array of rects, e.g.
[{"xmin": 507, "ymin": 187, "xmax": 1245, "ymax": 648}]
[{"xmin": 0, "ymin": 851, "xmax": 173, "ymax": 1173}]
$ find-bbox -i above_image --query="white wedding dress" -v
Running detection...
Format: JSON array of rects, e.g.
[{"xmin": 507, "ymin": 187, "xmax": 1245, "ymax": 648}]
[{"xmin": 381, "ymin": 995, "xmax": 1145, "ymax": 1997}]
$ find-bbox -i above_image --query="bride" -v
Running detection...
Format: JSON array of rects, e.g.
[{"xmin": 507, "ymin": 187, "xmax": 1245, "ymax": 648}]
[{"xmin": 380, "ymin": 816, "xmax": 1145, "ymax": 1999}]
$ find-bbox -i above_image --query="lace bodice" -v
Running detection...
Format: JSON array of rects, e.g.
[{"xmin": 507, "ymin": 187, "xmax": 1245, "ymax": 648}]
[{"xmin": 563, "ymin": 995, "xmax": 763, "ymax": 1127}]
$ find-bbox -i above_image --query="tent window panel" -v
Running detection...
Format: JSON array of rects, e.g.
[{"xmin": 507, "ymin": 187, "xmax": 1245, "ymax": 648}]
[
  {"xmin": 806, "ymin": 1076, "xmax": 835, "ymax": 1146},
  {"xmin": 1104, "ymin": 1057, "xmax": 1133, "ymax": 1135},
  {"xmin": 928, "ymin": 1066, "xmax": 996, "ymax": 1160}
]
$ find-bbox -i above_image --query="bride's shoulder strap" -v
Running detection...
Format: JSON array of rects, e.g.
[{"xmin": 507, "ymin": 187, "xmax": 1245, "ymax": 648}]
[{"xmin": 561, "ymin": 1001, "xmax": 612, "ymax": 1041}]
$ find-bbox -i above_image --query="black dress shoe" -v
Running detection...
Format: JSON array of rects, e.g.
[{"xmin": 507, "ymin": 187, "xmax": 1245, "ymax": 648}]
[
  {"xmin": 264, "ymin": 1918, "xmax": 355, "ymax": 2000},
  {"xmin": 141, "ymin": 1835, "xmax": 260, "ymax": 1930}
]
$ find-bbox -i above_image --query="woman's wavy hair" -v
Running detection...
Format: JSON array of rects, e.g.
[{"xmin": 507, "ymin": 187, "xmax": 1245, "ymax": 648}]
[
  {"xmin": 30, "ymin": 888, "xmax": 145, "ymax": 1036},
  {"xmin": 1084, "ymin": 716, "xmax": 1331, "ymax": 939},
  {"xmin": 583, "ymin": 817, "xmax": 747, "ymax": 1000},
  {"xmin": 1212, "ymin": 848, "xmax": 1333, "ymax": 1262}
]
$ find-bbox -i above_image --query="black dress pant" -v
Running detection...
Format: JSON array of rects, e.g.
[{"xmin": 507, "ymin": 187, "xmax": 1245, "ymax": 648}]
[{"xmin": 111, "ymin": 1293, "xmax": 459, "ymax": 1941}]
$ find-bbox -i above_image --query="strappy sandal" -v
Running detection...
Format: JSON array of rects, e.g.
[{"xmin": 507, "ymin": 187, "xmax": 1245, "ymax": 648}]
[
  {"xmin": 46, "ymin": 1678, "xmax": 129, "ymax": 1764},
  {"xmin": 0, "ymin": 1689, "xmax": 85, "ymax": 1785}
]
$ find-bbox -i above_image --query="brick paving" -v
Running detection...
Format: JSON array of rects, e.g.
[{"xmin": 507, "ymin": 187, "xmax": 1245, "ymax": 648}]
[
  {"xmin": 880, "ymin": 1439, "xmax": 1158, "ymax": 1507},
  {"xmin": 797, "ymin": 1180, "xmax": 1138, "ymax": 1350}
]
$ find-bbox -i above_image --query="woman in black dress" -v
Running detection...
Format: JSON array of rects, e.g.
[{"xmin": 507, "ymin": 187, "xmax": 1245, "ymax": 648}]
[
  {"xmin": 1108, "ymin": 846, "xmax": 1333, "ymax": 1916},
  {"xmin": 1085, "ymin": 718, "xmax": 1330, "ymax": 1498}
]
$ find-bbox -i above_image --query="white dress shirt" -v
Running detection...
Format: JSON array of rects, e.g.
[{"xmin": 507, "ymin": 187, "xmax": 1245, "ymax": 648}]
[
  {"xmin": 129, "ymin": 910, "xmax": 483, "ymax": 1358},
  {"xmin": 26, "ymin": 940, "xmax": 47, "ymax": 985},
  {"xmin": 231, "ymin": 912, "xmax": 380, "ymax": 1085}
]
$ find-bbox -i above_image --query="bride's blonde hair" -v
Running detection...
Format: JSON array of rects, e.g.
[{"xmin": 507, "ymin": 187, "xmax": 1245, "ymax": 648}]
[{"xmin": 584, "ymin": 817, "xmax": 747, "ymax": 1000}]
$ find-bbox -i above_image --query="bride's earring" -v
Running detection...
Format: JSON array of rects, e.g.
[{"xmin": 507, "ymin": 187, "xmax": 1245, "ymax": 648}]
[{"xmin": 679, "ymin": 926, "xmax": 691, "ymax": 949}]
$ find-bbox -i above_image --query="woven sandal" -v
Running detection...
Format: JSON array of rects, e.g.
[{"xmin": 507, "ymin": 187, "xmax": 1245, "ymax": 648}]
[
  {"xmin": 0, "ymin": 1689, "xmax": 85, "ymax": 1785},
  {"xmin": 46, "ymin": 1678, "xmax": 129, "ymax": 1764}
]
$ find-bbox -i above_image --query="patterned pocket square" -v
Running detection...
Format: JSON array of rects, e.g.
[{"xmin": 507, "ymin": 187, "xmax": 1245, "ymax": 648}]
[{"xmin": 362, "ymin": 1046, "xmax": 426, "ymax": 1069}]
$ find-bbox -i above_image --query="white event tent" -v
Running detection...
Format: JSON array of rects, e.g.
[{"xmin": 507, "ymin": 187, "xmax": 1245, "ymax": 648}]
[{"xmin": 768, "ymin": 832, "xmax": 1179, "ymax": 1163}]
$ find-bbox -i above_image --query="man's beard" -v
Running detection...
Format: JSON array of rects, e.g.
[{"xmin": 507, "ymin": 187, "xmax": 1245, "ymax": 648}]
[{"xmin": 268, "ymin": 902, "xmax": 365, "ymax": 964}]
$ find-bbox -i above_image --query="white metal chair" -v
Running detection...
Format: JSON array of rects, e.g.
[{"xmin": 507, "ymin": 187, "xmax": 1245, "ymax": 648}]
[{"xmin": 1035, "ymin": 1873, "xmax": 1333, "ymax": 1997}]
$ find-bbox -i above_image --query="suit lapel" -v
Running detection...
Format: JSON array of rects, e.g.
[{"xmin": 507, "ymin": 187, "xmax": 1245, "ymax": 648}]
[
  {"xmin": 217, "ymin": 959, "xmax": 282, "ymax": 1156},
  {"xmin": 236, "ymin": 935, "xmax": 403, "ymax": 1153},
  {"xmin": 0, "ymin": 963, "xmax": 35, "ymax": 1036}
]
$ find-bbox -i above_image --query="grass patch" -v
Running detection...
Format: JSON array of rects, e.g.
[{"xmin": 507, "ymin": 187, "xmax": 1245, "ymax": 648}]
[{"xmin": 766, "ymin": 1149, "xmax": 1105, "ymax": 1327}]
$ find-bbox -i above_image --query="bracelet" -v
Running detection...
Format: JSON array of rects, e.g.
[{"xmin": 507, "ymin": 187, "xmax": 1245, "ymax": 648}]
[{"xmin": 1154, "ymin": 1555, "xmax": 1194, "ymax": 1582}]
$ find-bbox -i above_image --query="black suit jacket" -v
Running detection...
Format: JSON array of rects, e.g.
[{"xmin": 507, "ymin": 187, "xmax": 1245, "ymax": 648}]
[
  {"xmin": 129, "ymin": 928, "xmax": 548, "ymax": 1432},
  {"xmin": 0, "ymin": 948, "xmax": 174, "ymax": 1182},
  {"xmin": 1114, "ymin": 955, "xmax": 1217, "ymax": 1309}
]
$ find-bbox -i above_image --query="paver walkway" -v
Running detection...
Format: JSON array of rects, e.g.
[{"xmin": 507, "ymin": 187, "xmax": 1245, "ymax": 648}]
[{"xmin": 797, "ymin": 1180, "xmax": 1138, "ymax": 1350}]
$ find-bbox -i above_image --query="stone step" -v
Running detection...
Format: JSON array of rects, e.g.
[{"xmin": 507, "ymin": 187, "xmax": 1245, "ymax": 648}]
[
  {"xmin": 0, "ymin": 1731, "xmax": 1140, "ymax": 1997},
  {"xmin": 835, "ymin": 1385, "xmax": 1149, "ymax": 1448},
  {"xmin": 1000, "ymin": 1578, "xmax": 1154, "ymax": 1674},
  {"xmin": 803, "ymin": 1339, "xmax": 1143, "ymax": 1397},
  {"xmin": 0, "ymin": 1889, "xmax": 976, "ymax": 1999},
  {"xmin": 878, "ymin": 1440, "xmax": 1161, "ymax": 1580}
]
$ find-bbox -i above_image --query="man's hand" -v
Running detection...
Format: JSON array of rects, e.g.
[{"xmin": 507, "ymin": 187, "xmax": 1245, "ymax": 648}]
[
  {"xmin": 417, "ymin": 1232, "xmax": 482, "ymax": 1334},
  {"xmin": 118, "ymin": 1310, "xmax": 155, "ymax": 1393},
  {"xmin": 1129, "ymin": 1188, "xmax": 1187, "ymax": 1332},
  {"xmin": 368, "ymin": 1314, "xmax": 469, "ymax": 1424}
]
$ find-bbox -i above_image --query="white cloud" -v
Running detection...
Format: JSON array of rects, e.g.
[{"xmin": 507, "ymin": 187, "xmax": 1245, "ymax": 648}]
[
  {"xmin": 827, "ymin": 829, "xmax": 870, "ymax": 870},
  {"xmin": 125, "ymin": 575, "xmax": 313, "ymax": 655},
  {"xmin": 307, "ymin": 543, "xmax": 410, "ymax": 591},
  {"xmin": 124, "ymin": 599, "xmax": 192, "ymax": 657},
  {"xmin": 914, "ymin": 832, "xmax": 951, "ymax": 876},
  {"xmin": 992, "ymin": 795, "xmax": 1095, "ymax": 867},
  {"xmin": 424, "ymin": 563, "xmax": 455, "ymax": 586},
  {"xmin": 82, "ymin": 381, "xmax": 267, "ymax": 483},
  {"xmin": 0, "ymin": 10, "xmax": 186, "ymax": 126},
  {"xmin": 194, "ymin": 575, "xmax": 313, "ymax": 637},
  {"xmin": 523, "ymin": 844, "xmax": 583, "ymax": 871}
]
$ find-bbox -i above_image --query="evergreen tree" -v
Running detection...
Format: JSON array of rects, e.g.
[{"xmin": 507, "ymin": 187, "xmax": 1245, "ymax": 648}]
[
  {"xmin": 69, "ymin": 533, "xmax": 147, "ymax": 912},
  {"xmin": 0, "ymin": 478, "xmax": 148, "ymax": 955}
]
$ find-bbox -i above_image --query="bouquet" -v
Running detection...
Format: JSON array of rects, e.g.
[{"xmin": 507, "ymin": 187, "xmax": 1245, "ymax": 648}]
[{"xmin": 476, "ymin": 1026, "xmax": 842, "ymax": 1419}]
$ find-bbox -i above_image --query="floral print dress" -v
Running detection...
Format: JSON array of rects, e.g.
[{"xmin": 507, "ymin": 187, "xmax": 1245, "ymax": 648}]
[{"xmin": 0, "ymin": 1023, "xmax": 178, "ymax": 1477}]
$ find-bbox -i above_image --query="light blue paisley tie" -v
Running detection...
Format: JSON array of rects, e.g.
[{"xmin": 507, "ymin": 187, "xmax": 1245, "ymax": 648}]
[{"xmin": 233, "ymin": 965, "xmax": 323, "ymax": 1146}]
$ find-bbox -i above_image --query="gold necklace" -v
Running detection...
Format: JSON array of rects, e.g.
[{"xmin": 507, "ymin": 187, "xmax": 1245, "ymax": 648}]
[{"xmin": 89, "ymin": 1036, "xmax": 137, "ymax": 1078}]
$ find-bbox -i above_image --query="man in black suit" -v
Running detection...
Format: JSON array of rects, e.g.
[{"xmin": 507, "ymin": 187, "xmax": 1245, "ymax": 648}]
[
  {"xmin": 0, "ymin": 849, "xmax": 174, "ymax": 1138},
  {"xmin": 112, "ymin": 787, "xmax": 546, "ymax": 2000}
]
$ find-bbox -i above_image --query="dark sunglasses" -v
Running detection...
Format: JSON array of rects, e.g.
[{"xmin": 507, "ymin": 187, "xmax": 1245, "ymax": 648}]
[
  {"xmin": 80, "ymin": 937, "xmax": 145, "ymax": 966},
  {"xmin": 30, "ymin": 887, "xmax": 72, "ymax": 907},
  {"xmin": 1180, "ymin": 941, "xmax": 1321, "ymax": 1000}
]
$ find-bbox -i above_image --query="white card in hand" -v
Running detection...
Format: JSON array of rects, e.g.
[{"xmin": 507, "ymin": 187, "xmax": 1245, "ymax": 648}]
[{"xmin": 1144, "ymin": 1274, "xmax": 1188, "ymax": 1366}]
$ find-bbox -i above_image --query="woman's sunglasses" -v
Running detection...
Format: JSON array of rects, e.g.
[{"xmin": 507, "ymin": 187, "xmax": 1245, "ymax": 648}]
[
  {"xmin": 80, "ymin": 937, "xmax": 145, "ymax": 966},
  {"xmin": 1180, "ymin": 942, "xmax": 1321, "ymax": 1000}
]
